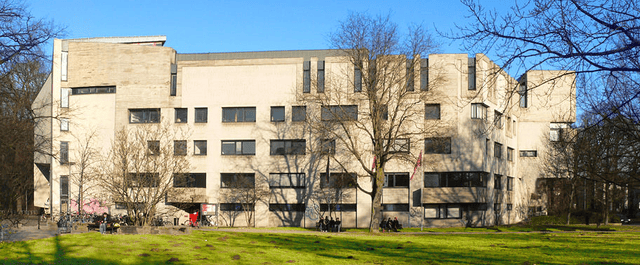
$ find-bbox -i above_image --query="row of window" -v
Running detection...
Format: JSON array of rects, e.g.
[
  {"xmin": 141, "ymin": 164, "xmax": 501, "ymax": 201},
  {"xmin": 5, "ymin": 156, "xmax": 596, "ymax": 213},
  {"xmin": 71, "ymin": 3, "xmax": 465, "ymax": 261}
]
[{"xmin": 423, "ymin": 172, "xmax": 513, "ymax": 190}]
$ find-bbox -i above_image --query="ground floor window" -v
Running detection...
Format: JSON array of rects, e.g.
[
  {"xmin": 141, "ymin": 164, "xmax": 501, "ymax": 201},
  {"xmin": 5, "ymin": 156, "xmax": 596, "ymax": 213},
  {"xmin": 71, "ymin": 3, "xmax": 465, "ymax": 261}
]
[
  {"xmin": 269, "ymin": 204, "xmax": 305, "ymax": 212},
  {"xmin": 320, "ymin": 204, "xmax": 357, "ymax": 212},
  {"xmin": 382, "ymin": 204, "xmax": 409, "ymax": 212},
  {"xmin": 220, "ymin": 203, "xmax": 254, "ymax": 211},
  {"xmin": 424, "ymin": 204, "xmax": 463, "ymax": 219}
]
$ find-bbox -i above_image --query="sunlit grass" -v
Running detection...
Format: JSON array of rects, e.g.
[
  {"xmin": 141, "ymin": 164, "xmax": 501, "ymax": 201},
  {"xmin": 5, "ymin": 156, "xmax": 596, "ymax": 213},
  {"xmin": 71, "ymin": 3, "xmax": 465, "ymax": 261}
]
[{"xmin": 1, "ymin": 226, "xmax": 639, "ymax": 264}]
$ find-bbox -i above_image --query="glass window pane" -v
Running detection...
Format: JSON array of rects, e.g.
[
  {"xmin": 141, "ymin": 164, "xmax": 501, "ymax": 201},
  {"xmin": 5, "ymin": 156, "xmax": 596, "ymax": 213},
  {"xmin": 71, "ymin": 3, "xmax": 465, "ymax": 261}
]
[
  {"xmin": 425, "ymin": 205, "xmax": 439, "ymax": 218},
  {"xmin": 223, "ymin": 108, "xmax": 236, "ymax": 122},
  {"xmin": 245, "ymin": 108, "xmax": 256, "ymax": 122},
  {"xmin": 242, "ymin": 141, "xmax": 255, "ymax": 155},
  {"xmin": 221, "ymin": 141, "xmax": 235, "ymax": 155},
  {"xmin": 271, "ymin": 107, "xmax": 285, "ymax": 122}
]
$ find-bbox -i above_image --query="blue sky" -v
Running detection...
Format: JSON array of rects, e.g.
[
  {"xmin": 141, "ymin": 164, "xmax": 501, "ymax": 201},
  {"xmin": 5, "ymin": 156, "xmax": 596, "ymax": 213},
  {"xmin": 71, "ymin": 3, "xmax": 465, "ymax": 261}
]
[{"xmin": 28, "ymin": 0, "xmax": 509, "ymax": 55}]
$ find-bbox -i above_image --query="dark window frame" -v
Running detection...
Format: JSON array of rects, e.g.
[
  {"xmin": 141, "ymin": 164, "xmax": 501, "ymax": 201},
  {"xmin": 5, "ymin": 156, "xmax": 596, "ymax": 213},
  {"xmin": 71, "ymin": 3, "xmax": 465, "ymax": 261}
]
[
  {"xmin": 321, "ymin": 105, "xmax": 358, "ymax": 121},
  {"xmin": 221, "ymin": 140, "xmax": 256, "ymax": 155},
  {"xmin": 268, "ymin": 173, "xmax": 305, "ymax": 188},
  {"xmin": 292, "ymin": 106, "xmax": 306, "ymax": 122},
  {"xmin": 194, "ymin": 107, "xmax": 208, "ymax": 123},
  {"xmin": 425, "ymin": 104, "xmax": 441, "ymax": 120},
  {"xmin": 384, "ymin": 172, "xmax": 410, "ymax": 188},
  {"xmin": 222, "ymin": 107, "xmax": 256, "ymax": 123},
  {"xmin": 174, "ymin": 140, "xmax": 187, "ymax": 156},
  {"xmin": 129, "ymin": 108, "xmax": 160, "ymax": 124},
  {"xmin": 425, "ymin": 137, "xmax": 452, "ymax": 154},
  {"xmin": 173, "ymin": 173, "xmax": 206, "ymax": 188},
  {"xmin": 220, "ymin": 173, "xmax": 255, "ymax": 188},
  {"xmin": 270, "ymin": 106, "xmax": 285, "ymax": 122},
  {"xmin": 175, "ymin": 108, "xmax": 187, "ymax": 123},
  {"xmin": 270, "ymin": 139, "xmax": 306, "ymax": 155},
  {"xmin": 194, "ymin": 140, "xmax": 207, "ymax": 156}
]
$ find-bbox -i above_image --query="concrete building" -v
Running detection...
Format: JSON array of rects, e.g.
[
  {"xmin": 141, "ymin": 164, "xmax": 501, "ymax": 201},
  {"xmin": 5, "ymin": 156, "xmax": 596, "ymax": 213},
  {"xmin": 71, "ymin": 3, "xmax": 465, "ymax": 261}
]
[{"xmin": 33, "ymin": 36, "xmax": 575, "ymax": 228}]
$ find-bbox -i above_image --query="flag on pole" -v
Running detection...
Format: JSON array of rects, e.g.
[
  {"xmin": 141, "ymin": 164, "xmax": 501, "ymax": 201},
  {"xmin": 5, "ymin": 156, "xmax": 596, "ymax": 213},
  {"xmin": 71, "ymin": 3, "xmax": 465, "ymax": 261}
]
[
  {"xmin": 410, "ymin": 150, "xmax": 422, "ymax": 180},
  {"xmin": 371, "ymin": 155, "xmax": 377, "ymax": 171}
]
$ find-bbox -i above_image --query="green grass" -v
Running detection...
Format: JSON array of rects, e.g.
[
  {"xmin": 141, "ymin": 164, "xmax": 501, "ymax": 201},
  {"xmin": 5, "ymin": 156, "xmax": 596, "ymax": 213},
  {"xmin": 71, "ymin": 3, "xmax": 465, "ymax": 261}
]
[{"xmin": 1, "ymin": 227, "xmax": 640, "ymax": 264}]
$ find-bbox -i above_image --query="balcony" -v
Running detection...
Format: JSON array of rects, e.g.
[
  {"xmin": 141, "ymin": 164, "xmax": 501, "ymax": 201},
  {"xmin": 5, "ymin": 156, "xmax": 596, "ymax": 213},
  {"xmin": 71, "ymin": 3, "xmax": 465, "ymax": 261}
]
[{"xmin": 422, "ymin": 187, "xmax": 487, "ymax": 204}]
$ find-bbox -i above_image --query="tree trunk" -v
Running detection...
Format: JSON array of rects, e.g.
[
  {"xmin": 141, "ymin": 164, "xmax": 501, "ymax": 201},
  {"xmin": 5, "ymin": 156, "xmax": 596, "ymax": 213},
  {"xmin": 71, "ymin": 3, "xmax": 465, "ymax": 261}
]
[
  {"xmin": 567, "ymin": 180, "xmax": 575, "ymax": 225},
  {"xmin": 369, "ymin": 169, "xmax": 384, "ymax": 232}
]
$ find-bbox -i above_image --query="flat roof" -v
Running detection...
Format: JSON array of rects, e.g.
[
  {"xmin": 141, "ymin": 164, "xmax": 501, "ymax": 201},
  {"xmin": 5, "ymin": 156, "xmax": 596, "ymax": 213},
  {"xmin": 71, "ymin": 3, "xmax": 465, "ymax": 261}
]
[{"xmin": 64, "ymin": 36, "xmax": 167, "ymax": 46}]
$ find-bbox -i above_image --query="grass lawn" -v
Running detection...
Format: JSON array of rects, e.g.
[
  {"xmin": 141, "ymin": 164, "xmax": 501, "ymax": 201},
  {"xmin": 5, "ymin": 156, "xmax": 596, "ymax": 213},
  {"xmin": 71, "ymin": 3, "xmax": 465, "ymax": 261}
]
[{"xmin": 1, "ymin": 226, "xmax": 639, "ymax": 264}]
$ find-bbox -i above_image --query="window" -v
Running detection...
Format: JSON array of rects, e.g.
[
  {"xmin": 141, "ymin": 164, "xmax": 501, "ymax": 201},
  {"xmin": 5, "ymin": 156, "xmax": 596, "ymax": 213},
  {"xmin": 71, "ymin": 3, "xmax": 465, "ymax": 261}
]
[
  {"xmin": 222, "ymin": 107, "xmax": 256, "ymax": 122},
  {"xmin": 147, "ymin": 141, "xmax": 160, "ymax": 155},
  {"xmin": 61, "ymin": 88, "xmax": 70, "ymax": 108},
  {"xmin": 507, "ymin": 177, "xmax": 514, "ymax": 191},
  {"xmin": 175, "ymin": 108, "xmax": 187, "ymax": 123},
  {"xmin": 320, "ymin": 139, "xmax": 335, "ymax": 155},
  {"xmin": 129, "ymin": 109, "xmax": 160, "ymax": 123},
  {"xmin": 174, "ymin": 140, "xmax": 187, "ymax": 156},
  {"xmin": 494, "ymin": 111, "xmax": 503, "ymax": 129},
  {"xmin": 61, "ymin": 51, "xmax": 68, "ymax": 81},
  {"xmin": 519, "ymin": 82, "xmax": 528, "ymax": 108},
  {"xmin": 425, "ymin": 137, "xmax": 451, "ymax": 154},
  {"xmin": 425, "ymin": 104, "xmax": 441, "ymax": 120},
  {"xmin": 507, "ymin": 147, "xmax": 514, "ymax": 161},
  {"xmin": 375, "ymin": 104, "xmax": 388, "ymax": 120},
  {"xmin": 320, "ymin": 204, "xmax": 357, "ymax": 212},
  {"xmin": 130, "ymin": 173, "xmax": 160, "ymax": 187},
  {"xmin": 60, "ymin": 141, "xmax": 69, "ymax": 164},
  {"xmin": 292, "ymin": 106, "xmax": 306, "ymax": 122},
  {"xmin": 468, "ymin": 57, "xmax": 476, "ymax": 90},
  {"xmin": 424, "ymin": 172, "xmax": 487, "ymax": 188},
  {"xmin": 321, "ymin": 105, "xmax": 358, "ymax": 121},
  {"xmin": 420, "ymin": 59, "xmax": 428, "ymax": 91},
  {"xmin": 550, "ymin": 123, "xmax": 568, "ymax": 142},
  {"xmin": 384, "ymin": 173, "xmax": 409, "ymax": 188},
  {"xmin": 220, "ymin": 173, "xmax": 255, "ymax": 188},
  {"xmin": 194, "ymin": 108, "xmax": 208, "ymax": 123},
  {"xmin": 270, "ymin": 106, "xmax": 285, "ymax": 122},
  {"xmin": 506, "ymin": 117, "xmax": 512, "ymax": 136},
  {"xmin": 382, "ymin": 204, "xmax": 409, "ymax": 212},
  {"xmin": 268, "ymin": 173, "xmax": 305, "ymax": 188},
  {"xmin": 221, "ymin": 203, "xmax": 253, "ymax": 211},
  {"xmin": 494, "ymin": 142, "xmax": 502, "ymax": 159},
  {"xmin": 320, "ymin": 172, "xmax": 357, "ymax": 189},
  {"xmin": 173, "ymin": 173, "xmax": 206, "ymax": 188},
  {"xmin": 520, "ymin": 150, "xmax": 537, "ymax": 157},
  {"xmin": 71, "ymin": 86, "xmax": 116, "ymax": 95},
  {"xmin": 317, "ymin": 61, "xmax": 325, "ymax": 93},
  {"xmin": 494, "ymin": 175, "xmax": 502, "ymax": 190},
  {"xmin": 354, "ymin": 67, "xmax": 362, "ymax": 92},
  {"xmin": 390, "ymin": 138, "xmax": 410, "ymax": 153},
  {"xmin": 425, "ymin": 204, "xmax": 462, "ymax": 219},
  {"xmin": 270, "ymin": 140, "xmax": 306, "ymax": 155},
  {"xmin": 486, "ymin": 139, "xmax": 491, "ymax": 155},
  {"xmin": 471, "ymin": 103, "xmax": 487, "ymax": 120},
  {"xmin": 60, "ymin": 175, "xmax": 69, "ymax": 200},
  {"xmin": 170, "ymin": 64, "xmax": 177, "ymax": 96},
  {"xmin": 194, "ymin": 140, "xmax": 207, "ymax": 155},
  {"xmin": 60, "ymin": 118, "xmax": 69, "ymax": 131},
  {"xmin": 406, "ymin": 60, "xmax": 414, "ymax": 91},
  {"xmin": 513, "ymin": 120, "xmax": 517, "ymax": 136},
  {"xmin": 221, "ymin": 140, "xmax": 255, "ymax": 155},
  {"xmin": 303, "ymin": 61, "xmax": 310, "ymax": 93},
  {"xmin": 269, "ymin": 204, "xmax": 306, "ymax": 212}
]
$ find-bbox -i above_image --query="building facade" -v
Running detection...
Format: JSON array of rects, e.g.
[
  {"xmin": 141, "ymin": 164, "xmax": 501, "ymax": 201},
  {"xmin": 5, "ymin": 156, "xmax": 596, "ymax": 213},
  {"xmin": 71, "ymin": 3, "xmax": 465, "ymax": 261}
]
[{"xmin": 33, "ymin": 36, "xmax": 576, "ymax": 228}]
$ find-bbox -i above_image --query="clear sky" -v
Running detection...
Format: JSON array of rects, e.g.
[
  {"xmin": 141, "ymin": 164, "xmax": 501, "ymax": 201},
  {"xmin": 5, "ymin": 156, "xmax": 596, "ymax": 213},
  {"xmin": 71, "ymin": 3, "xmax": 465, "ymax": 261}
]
[{"xmin": 28, "ymin": 0, "xmax": 509, "ymax": 55}]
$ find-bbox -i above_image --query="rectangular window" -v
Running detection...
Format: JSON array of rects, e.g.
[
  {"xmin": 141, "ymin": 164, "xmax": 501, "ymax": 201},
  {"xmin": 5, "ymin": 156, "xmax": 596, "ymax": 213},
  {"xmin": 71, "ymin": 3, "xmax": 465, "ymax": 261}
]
[
  {"xmin": 468, "ymin": 57, "xmax": 476, "ymax": 90},
  {"xmin": 486, "ymin": 139, "xmax": 491, "ymax": 155},
  {"xmin": 424, "ymin": 172, "xmax": 487, "ymax": 187},
  {"xmin": 494, "ymin": 175, "xmax": 502, "ymax": 190},
  {"xmin": 425, "ymin": 137, "xmax": 451, "ymax": 154},
  {"xmin": 194, "ymin": 107, "xmax": 208, "ymax": 123},
  {"xmin": 520, "ymin": 150, "xmax": 537, "ymax": 157},
  {"xmin": 71, "ymin": 86, "xmax": 116, "ymax": 95},
  {"xmin": 175, "ymin": 108, "xmax": 187, "ymax": 123},
  {"xmin": 424, "ymin": 204, "xmax": 462, "ymax": 219},
  {"xmin": 320, "ymin": 204, "xmax": 357, "ymax": 212},
  {"xmin": 471, "ymin": 103, "xmax": 487, "ymax": 120},
  {"xmin": 494, "ymin": 111, "xmax": 503, "ymax": 129},
  {"xmin": 270, "ymin": 139, "xmax": 306, "ymax": 155},
  {"xmin": 60, "ymin": 175, "xmax": 69, "ymax": 199},
  {"xmin": 268, "ymin": 173, "xmax": 305, "ymax": 188},
  {"xmin": 384, "ymin": 173, "xmax": 410, "ymax": 188},
  {"xmin": 60, "ymin": 141, "xmax": 69, "ymax": 164},
  {"xmin": 494, "ymin": 142, "xmax": 502, "ymax": 159},
  {"xmin": 507, "ymin": 147, "xmax": 514, "ymax": 161},
  {"xmin": 220, "ymin": 203, "xmax": 253, "ymax": 212},
  {"xmin": 550, "ymin": 123, "xmax": 568, "ymax": 142},
  {"xmin": 513, "ymin": 120, "xmax": 517, "ymax": 136},
  {"xmin": 170, "ymin": 64, "xmax": 177, "ymax": 96},
  {"xmin": 60, "ymin": 118, "xmax": 69, "ymax": 131},
  {"xmin": 320, "ymin": 139, "xmax": 336, "ymax": 155},
  {"xmin": 406, "ymin": 60, "xmax": 414, "ymax": 91},
  {"xmin": 507, "ymin": 177, "xmax": 514, "ymax": 191},
  {"xmin": 519, "ymin": 82, "xmax": 528, "ymax": 108},
  {"xmin": 423, "ymin": 173, "xmax": 440, "ymax": 187},
  {"xmin": 173, "ymin": 173, "xmax": 206, "ymax": 188},
  {"xmin": 129, "ymin": 109, "xmax": 160, "ymax": 124},
  {"xmin": 292, "ymin": 106, "xmax": 306, "ymax": 122},
  {"xmin": 222, "ymin": 107, "xmax": 256, "ymax": 122},
  {"xmin": 269, "ymin": 204, "xmax": 306, "ymax": 212},
  {"xmin": 320, "ymin": 172, "xmax": 357, "ymax": 189},
  {"xmin": 194, "ymin": 140, "xmax": 207, "ymax": 155},
  {"xmin": 221, "ymin": 140, "xmax": 255, "ymax": 155},
  {"xmin": 61, "ymin": 88, "xmax": 70, "ymax": 108},
  {"xmin": 354, "ymin": 67, "xmax": 362, "ymax": 92},
  {"xmin": 61, "ymin": 51, "xmax": 68, "ymax": 81},
  {"xmin": 382, "ymin": 204, "xmax": 409, "ymax": 212},
  {"xmin": 420, "ymin": 59, "xmax": 428, "ymax": 91},
  {"xmin": 321, "ymin": 105, "xmax": 358, "ymax": 121},
  {"xmin": 425, "ymin": 104, "xmax": 441, "ymax": 120},
  {"xmin": 303, "ymin": 61, "xmax": 310, "ymax": 93},
  {"xmin": 147, "ymin": 140, "xmax": 160, "ymax": 155},
  {"xmin": 390, "ymin": 138, "xmax": 410, "ymax": 153},
  {"xmin": 270, "ymin": 106, "xmax": 285, "ymax": 122},
  {"xmin": 174, "ymin": 140, "xmax": 187, "ymax": 156},
  {"xmin": 317, "ymin": 61, "xmax": 325, "ymax": 93},
  {"xmin": 220, "ymin": 173, "xmax": 255, "ymax": 188},
  {"xmin": 375, "ymin": 104, "xmax": 389, "ymax": 120},
  {"xmin": 130, "ymin": 173, "xmax": 160, "ymax": 187}
]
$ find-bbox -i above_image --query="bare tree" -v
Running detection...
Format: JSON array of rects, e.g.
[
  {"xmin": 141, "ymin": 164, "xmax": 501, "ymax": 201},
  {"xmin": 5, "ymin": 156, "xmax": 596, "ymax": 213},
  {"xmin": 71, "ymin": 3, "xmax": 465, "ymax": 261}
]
[
  {"xmin": 307, "ymin": 12, "xmax": 441, "ymax": 232},
  {"xmin": 68, "ymin": 130, "xmax": 99, "ymax": 215},
  {"xmin": 220, "ymin": 174, "xmax": 269, "ymax": 227},
  {"xmin": 98, "ymin": 123, "xmax": 190, "ymax": 226}
]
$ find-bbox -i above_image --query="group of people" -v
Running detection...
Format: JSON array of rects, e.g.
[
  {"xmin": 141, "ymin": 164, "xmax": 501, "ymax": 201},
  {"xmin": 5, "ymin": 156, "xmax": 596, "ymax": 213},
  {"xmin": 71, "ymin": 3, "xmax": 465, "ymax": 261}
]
[
  {"xmin": 318, "ymin": 216, "xmax": 341, "ymax": 232},
  {"xmin": 380, "ymin": 217, "xmax": 400, "ymax": 232}
]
